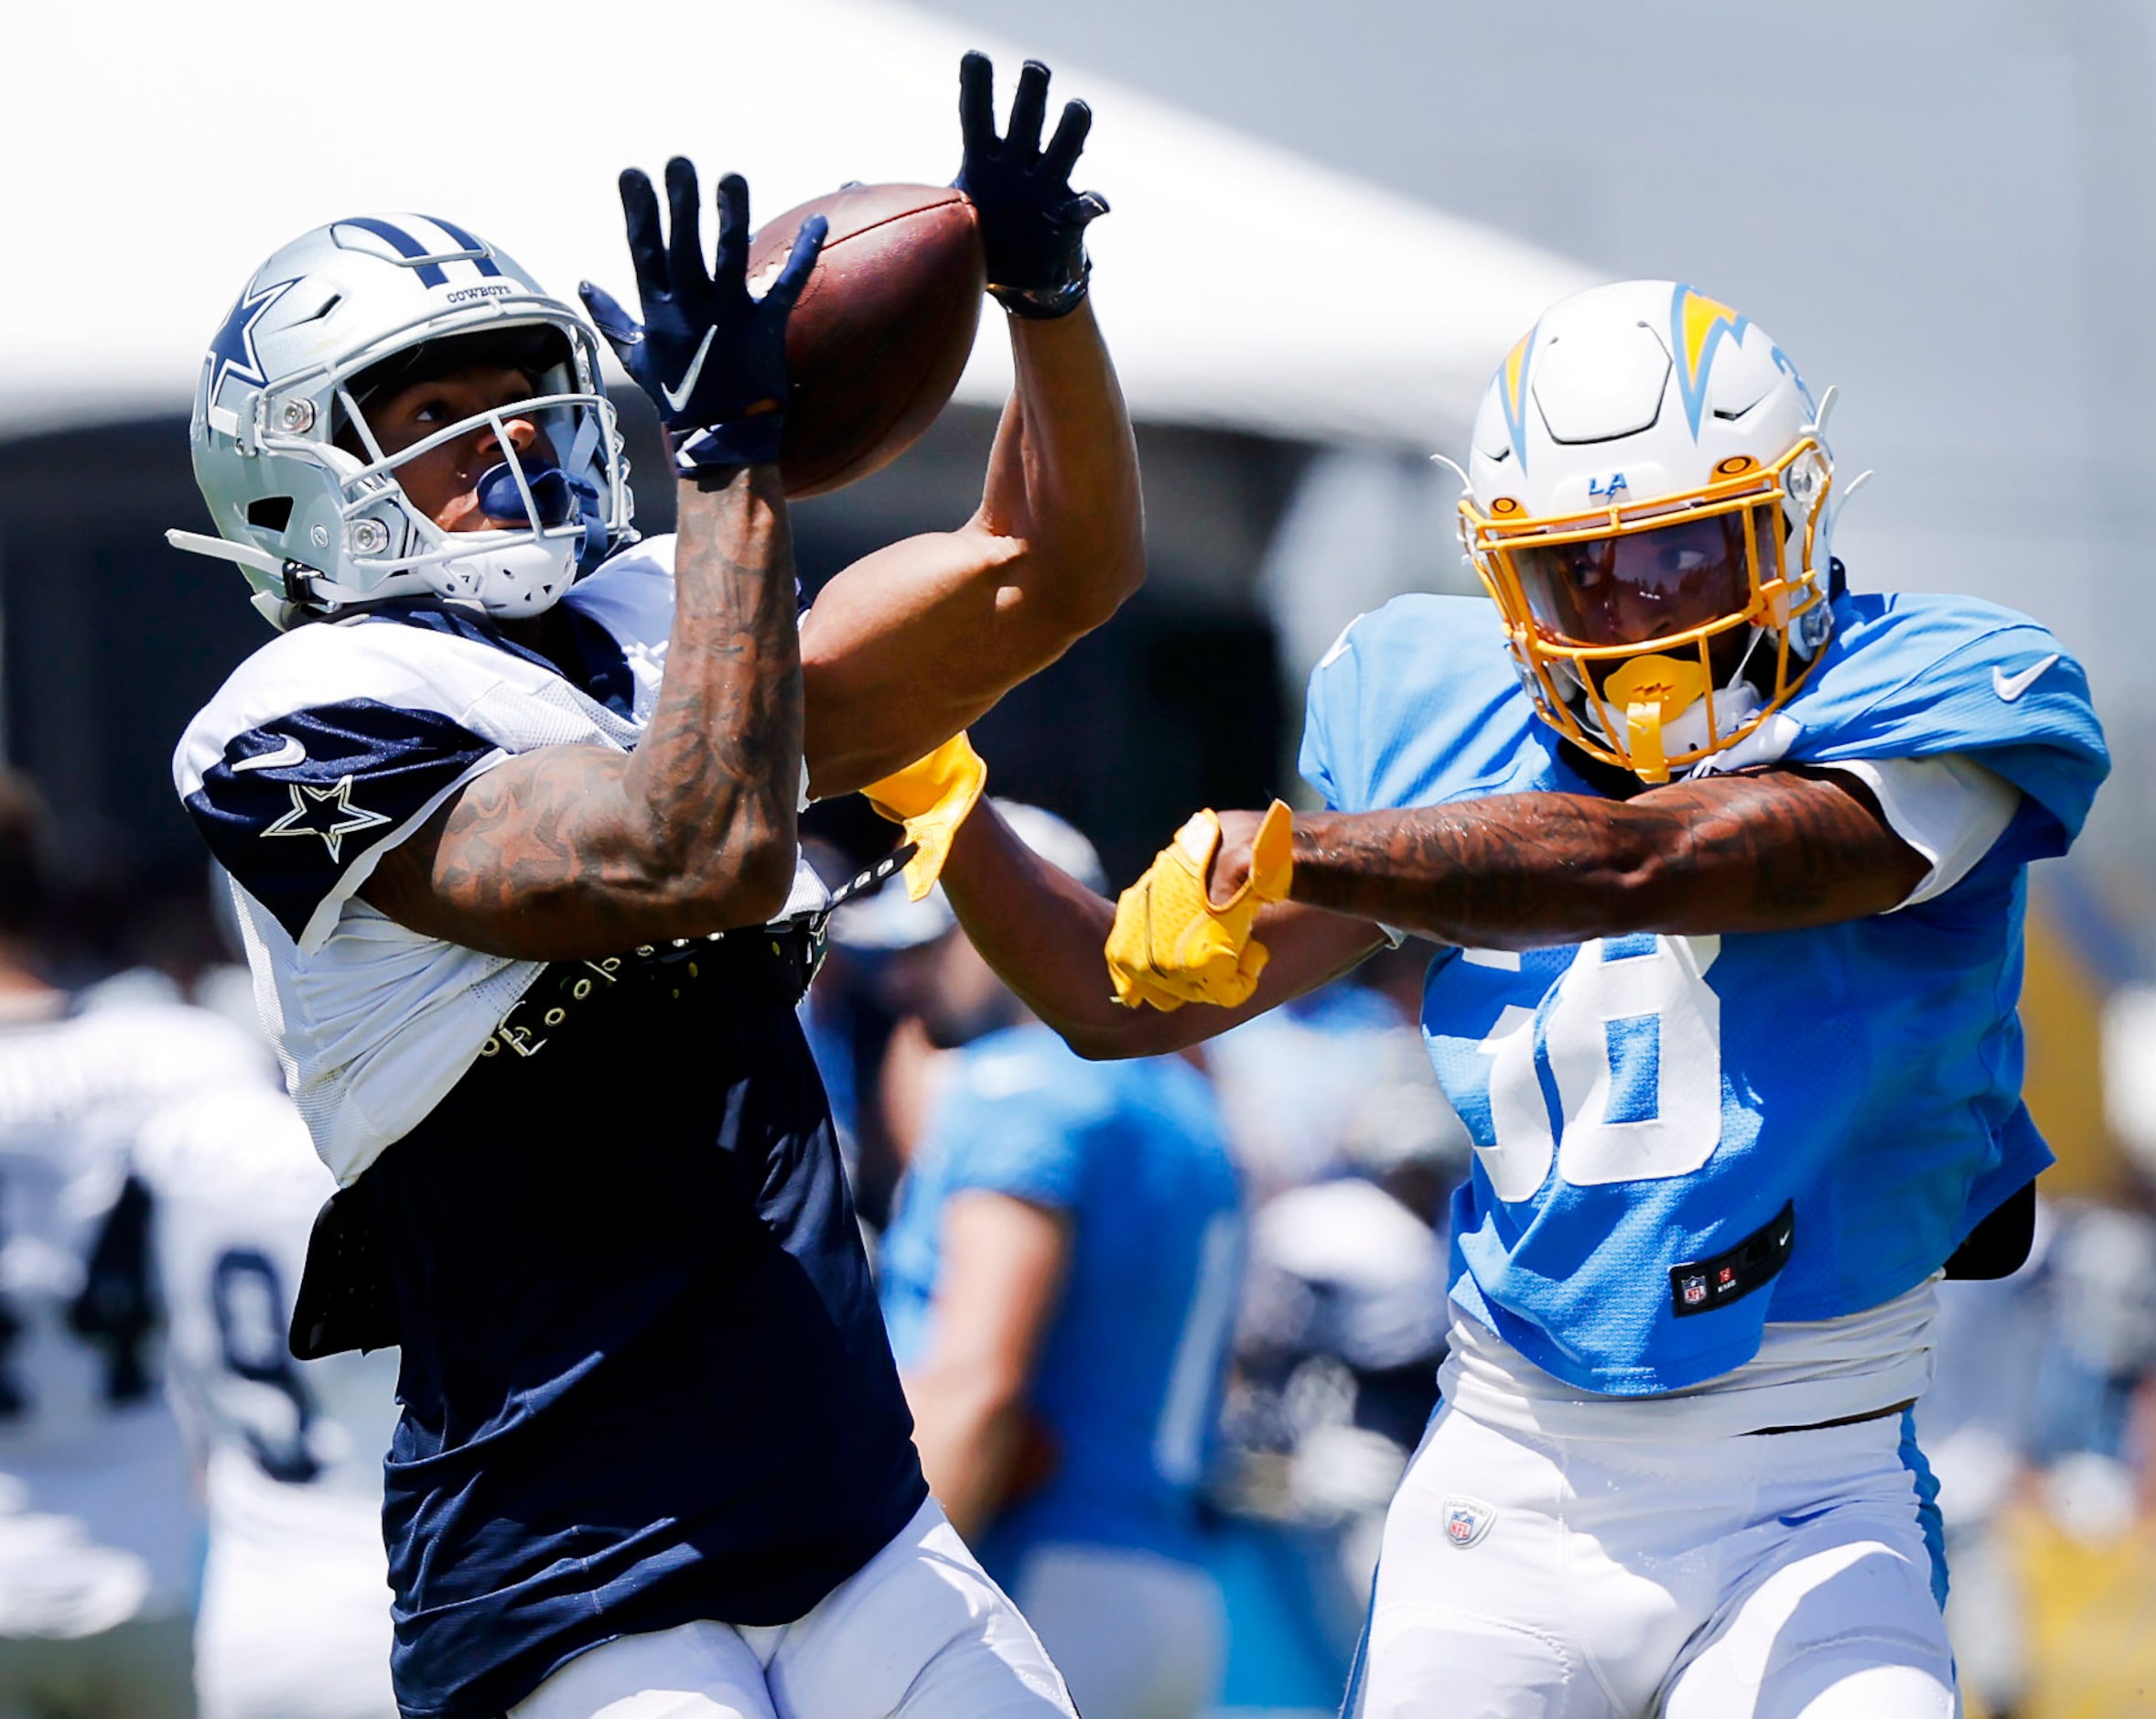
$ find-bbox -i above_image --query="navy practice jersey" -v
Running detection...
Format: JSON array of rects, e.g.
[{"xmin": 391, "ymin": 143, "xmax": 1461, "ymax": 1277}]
[
  {"xmin": 172, "ymin": 540, "xmax": 824, "ymax": 1185},
  {"xmin": 1300, "ymin": 592, "xmax": 2107, "ymax": 1395},
  {"xmin": 171, "ymin": 541, "xmax": 924, "ymax": 1719}
]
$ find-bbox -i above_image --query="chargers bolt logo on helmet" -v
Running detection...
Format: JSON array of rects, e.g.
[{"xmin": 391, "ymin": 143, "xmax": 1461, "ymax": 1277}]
[
  {"xmin": 1447, "ymin": 280, "xmax": 1846, "ymax": 783},
  {"xmin": 172, "ymin": 214, "xmax": 635, "ymax": 630}
]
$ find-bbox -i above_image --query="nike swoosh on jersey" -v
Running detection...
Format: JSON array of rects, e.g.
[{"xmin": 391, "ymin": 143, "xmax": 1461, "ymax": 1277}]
[
  {"xmin": 1993, "ymin": 654, "xmax": 2061, "ymax": 703},
  {"xmin": 232, "ymin": 735, "xmax": 307, "ymax": 772},
  {"xmin": 661, "ymin": 327, "xmax": 719, "ymax": 414}
]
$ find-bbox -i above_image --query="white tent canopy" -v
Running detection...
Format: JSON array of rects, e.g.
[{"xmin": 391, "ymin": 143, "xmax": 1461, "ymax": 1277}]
[{"xmin": 0, "ymin": 0, "xmax": 1589, "ymax": 449}]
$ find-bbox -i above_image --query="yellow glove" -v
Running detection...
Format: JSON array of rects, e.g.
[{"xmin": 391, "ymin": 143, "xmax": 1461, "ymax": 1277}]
[
  {"xmin": 1105, "ymin": 801, "xmax": 1294, "ymax": 1011},
  {"xmin": 862, "ymin": 732, "xmax": 988, "ymax": 901}
]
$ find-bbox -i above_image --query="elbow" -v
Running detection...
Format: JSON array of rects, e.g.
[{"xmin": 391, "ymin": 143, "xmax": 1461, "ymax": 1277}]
[
  {"xmin": 1063, "ymin": 1019, "xmax": 1153, "ymax": 1063},
  {"xmin": 644, "ymin": 827, "xmax": 797, "ymax": 933},
  {"xmin": 725, "ymin": 840, "xmax": 799, "ymax": 926},
  {"xmin": 1025, "ymin": 532, "xmax": 1147, "ymax": 639}
]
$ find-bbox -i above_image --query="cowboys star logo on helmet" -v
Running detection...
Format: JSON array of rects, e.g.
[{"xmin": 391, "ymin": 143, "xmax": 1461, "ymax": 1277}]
[
  {"xmin": 174, "ymin": 213, "xmax": 635, "ymax": 629},
  {"xmin": 1450, "ymin": 281, "xmax": 1854, "ymax": 784}
]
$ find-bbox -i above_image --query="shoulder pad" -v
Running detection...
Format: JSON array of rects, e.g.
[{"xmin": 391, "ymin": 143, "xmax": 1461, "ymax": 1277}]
[
  {"xmin": 1299, "ymin": 594, "xmax": 1547, "ymax": 815},
  {"xmin": 1787, "ymin": 593, "xmax": 2108, "ymax": 845}
]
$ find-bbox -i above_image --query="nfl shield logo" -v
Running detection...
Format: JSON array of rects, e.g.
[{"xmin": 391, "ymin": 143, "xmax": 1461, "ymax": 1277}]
[
  {"xmin": 1681, "ymin": 1272, "xmax": 1709, "ymax": 1307},
  {"xmin": 1441, "ymin": 1496, "xmax": 1495, "ymax": 1550}
]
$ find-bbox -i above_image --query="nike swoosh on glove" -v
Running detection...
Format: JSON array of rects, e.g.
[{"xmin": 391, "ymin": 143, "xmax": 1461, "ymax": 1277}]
[
  {"xmin": 1106, "ymin": 801, "xmax": 1293, "ymax": 1011},
  {"xmin": 580, "ymin": 163, "xmax": 825, "ymax": 472},
  {"xmin": 862, "ymin": 732, "xmax": 988, "ymax": 900}
]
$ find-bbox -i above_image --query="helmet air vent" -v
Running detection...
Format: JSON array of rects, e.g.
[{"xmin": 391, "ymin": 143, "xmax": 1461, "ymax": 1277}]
[{"xmin": 245, "ymin": 497, "xmax": 293, "ymax": 532}]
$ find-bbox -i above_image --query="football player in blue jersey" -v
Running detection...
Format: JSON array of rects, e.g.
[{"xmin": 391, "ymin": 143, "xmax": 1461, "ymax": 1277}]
[
  {"xmin": 871, "ymin": 280, "xmax": 2110, "ymax": 1718},
  {"xmin": 170, "ymin": 53, "xmax": 1135, "ymax": 1719},
  {"xmin": 868, "ymin": 805, "xmax": 1243, "ymax": 1719}
]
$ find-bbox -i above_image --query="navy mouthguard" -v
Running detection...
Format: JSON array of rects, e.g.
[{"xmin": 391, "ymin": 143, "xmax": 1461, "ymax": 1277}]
[{"xmin": 477, "ymin": 459, "xmax": 575, "ymax": 528}]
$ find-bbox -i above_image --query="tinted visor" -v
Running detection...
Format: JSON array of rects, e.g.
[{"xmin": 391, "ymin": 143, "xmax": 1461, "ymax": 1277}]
[{"xmin": 1509, "ymin": 504, "xmax": 1774, "ymax": 648}]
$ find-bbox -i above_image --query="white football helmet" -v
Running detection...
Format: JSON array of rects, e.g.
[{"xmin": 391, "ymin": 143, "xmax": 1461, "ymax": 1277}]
[
  {"xmin": 175, "ymin": 214, "xmax": 633, "ymax": 628},
  {"xmin": 1454, "ymin": 280, "xmax": 1841, "ymax": 782}
]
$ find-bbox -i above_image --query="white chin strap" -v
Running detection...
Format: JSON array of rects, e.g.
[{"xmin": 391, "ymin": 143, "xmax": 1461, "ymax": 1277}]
[
  {"xmin": 424, "ymin": 534, "xmax": 581, "ymax": 620},
  {"xmin": 1657, "ymin": 677, "xmax": 1762, "ymax": 762},
  {"xmin": 1563, "ymin": 652, "xmax": 1766, "ymax": 775}
]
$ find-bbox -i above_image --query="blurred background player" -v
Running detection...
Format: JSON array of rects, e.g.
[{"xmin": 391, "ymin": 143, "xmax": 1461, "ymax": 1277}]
[
  {"xmin": 0, "ymin": 772, "xmax": 272, "ymax": 1717},
  {"xmin": 136, "ymin": 1078, "xmax": 400, "ymax": 1719},
  {"xmin": 860, "ymin": 804, "xmax": 1242, "ymax": 1719}
]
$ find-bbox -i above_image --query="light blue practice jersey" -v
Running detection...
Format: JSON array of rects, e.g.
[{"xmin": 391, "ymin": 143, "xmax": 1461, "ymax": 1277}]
[
  {"xmin": 1300, "ymin": 592, "xmax": 2107, "ymax": 1395},
  {"xmin": 880, "ymin": 1023, "xmax": 1243, "ymax": 1573}
]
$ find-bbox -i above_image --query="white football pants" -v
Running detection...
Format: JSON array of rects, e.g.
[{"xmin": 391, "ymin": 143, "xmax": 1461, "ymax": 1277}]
[
  {"xmin": 1011, "ymin": 1543, "xmax": 1225, "ymax": 1719},
  {"xmin": 1347, "ymin": 1403, "xmax": 1957, "ymax": 1719},
  {"xmin": 509, "ymin": 1498, "xmax": 1073, "ymax": 1719}
]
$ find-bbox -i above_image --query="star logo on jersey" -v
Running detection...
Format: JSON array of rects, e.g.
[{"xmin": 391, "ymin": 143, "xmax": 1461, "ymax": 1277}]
[
  {"xmin": 260, "ymin": 774, "xmax": 390, "ymax": 862},
  {"xmin": 205, "ymin": 276, "xmax": 301, "ymax": 405}
]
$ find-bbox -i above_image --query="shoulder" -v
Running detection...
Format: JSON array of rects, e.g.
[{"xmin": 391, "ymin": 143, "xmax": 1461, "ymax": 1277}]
[
  {"xmin": 172, "ymin": 620, "xmax": 540, "ymax": 949},
  {"xmin": 173, "ymin": 615, "xmax": 528, "ymax": 799},
  {"xmin": 132, "ymin": 1080, "xmax": 323, "ymax": 1204},
  {"xmin": 945, "ymin": 1025, "xmax": 1103, "ymax": 1118},
  {"xmin": 1299, "ymin": 594, "xmax": 1545, "ymax": 813},
  {"xmin": 0, "ymin": 999, "xmax": 273, "ymax": 1134},
  {"xmin": 1786, "ymin": 591, "xmax": 2108, "ymax": 841},
  {"xmin": 70, "ymin": 997, "xmax": 273, "ymax": 1092},
  {"xmin": 561, "ymin": 536, "xmax": 677, "ymax": 654}
]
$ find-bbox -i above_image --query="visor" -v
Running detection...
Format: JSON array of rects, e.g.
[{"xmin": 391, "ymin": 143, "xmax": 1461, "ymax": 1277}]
[{"xmin": 1508, "ymin": 503, "xmax": 1777, "ymax": 649}]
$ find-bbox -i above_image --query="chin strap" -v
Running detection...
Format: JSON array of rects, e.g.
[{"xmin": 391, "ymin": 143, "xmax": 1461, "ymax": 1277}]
[
  {"xmin": 1600, "ymin": 654, "xmax": 1711, "ymax": 786},
  {"xmin": 166, "ymin": 530, "xmax": 387, "ymax": 624}
]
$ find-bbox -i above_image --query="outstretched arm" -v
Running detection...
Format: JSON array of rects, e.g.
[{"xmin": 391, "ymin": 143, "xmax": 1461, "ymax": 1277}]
[
  {"xmin": 1203, "ymin": 767, "xmax": 1929, "ymax": 951},
  {"xmin": 941, "ymin": 798, "xmax": 1385, "ymax": 1060},
  {"xmin": 801, "ymin": 55, "xmax": 1143, "ymax": 796}
]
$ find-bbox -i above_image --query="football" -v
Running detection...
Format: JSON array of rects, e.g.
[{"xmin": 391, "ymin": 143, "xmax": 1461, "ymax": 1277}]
[{"xmin": 747, "ymin": 183, "xmax": 986, "ymax": 498}]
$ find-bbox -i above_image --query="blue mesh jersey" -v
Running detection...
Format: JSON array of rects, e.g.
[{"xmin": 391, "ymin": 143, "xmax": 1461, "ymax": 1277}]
[
  {"xmin": 1300, "ymin": 591, "xmax": 2107, "ymax": 1395},
  {"xmin": 879, "ymin": 1024, "xmax": 1243, "ymax": 1573}
]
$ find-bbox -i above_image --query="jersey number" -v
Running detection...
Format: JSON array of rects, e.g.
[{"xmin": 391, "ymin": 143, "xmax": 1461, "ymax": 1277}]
[
  {"xmin": 1472, "ymin": 934, "xmax": 1723, "ymax": 1201},
  {"xmin": 0, "ymin": 1173, "xmax": 159, "ymax": 1418},
  {"xmin": 211, "ymin": 1249, "xmax": 322, "ymax": 1484}
]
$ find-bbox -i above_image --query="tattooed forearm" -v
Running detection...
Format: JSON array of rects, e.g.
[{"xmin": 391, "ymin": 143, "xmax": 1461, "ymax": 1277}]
[
  {"xmin": 1279, "ymin": 769, "xmax": 1929, "ymax": 949},
  {"xmin": 363, "ymin": 464, "xmax": 803, "ymax": 961}
]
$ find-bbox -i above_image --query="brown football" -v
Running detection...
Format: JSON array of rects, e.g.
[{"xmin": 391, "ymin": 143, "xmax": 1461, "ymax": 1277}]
[{"xmin": 747, "ymin": 183, "xmax": 986, "ymax": 499}]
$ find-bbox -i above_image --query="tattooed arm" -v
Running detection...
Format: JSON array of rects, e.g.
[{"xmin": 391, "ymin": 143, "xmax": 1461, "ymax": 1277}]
[
  {"xmin": 1208, "ymin": 767, "xmax": 1929, "ymax": 951},
  {"xmin": 938, "ymin": 798, "xmax": 1385, "ymax": 1061},
  {"xmin": 360, "ymin": 466, "xmax": 803, "ymax": 962}
]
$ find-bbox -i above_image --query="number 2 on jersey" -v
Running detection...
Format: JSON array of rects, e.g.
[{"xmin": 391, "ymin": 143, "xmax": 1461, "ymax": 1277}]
[{"xmin": 1472, "ymin": 934, "xmax": 1723, "ymax": 1200}]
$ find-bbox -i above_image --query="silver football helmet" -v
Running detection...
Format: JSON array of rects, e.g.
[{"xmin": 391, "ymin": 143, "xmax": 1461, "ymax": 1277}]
[{"xmin": 173, "ymin": 214, "xmax": 633, "ymax": 628}]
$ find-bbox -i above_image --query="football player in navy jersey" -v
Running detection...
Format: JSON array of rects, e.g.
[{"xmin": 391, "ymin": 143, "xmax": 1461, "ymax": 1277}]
[
  {"xmin": 872, "ymin": 282, "xmax": 2110, "ymax": 1717},
  {"xmin": 171, "ymin": 54, "xmax": 1132, "ymax": 1719}
]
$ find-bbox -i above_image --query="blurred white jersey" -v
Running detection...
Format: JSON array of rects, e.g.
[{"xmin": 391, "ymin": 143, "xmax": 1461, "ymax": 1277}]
[
  {"xmin": 135, "ymin": 1081, "xmax": 400, "ymax": 1719},
  {"xmin": 0, "ymin": 993, "xmax": 268, "ymax": 1638}
]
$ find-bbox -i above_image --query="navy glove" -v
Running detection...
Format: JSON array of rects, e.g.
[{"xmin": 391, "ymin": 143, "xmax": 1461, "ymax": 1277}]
[
  {"xmin": 954, "ymin": 52, "xmax": 1108, "ymax": 320},
  {"xmin": 581, "ymin": 162, "xmax": 827, "ymax": 473}
]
